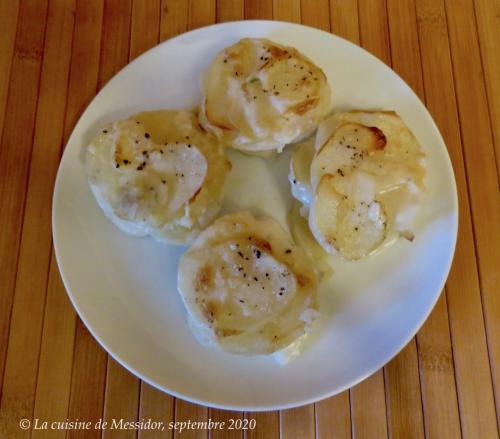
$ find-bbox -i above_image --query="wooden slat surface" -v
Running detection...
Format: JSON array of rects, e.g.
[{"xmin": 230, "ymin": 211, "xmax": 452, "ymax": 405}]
[
  {"xmin": 351, "ymin": 373, "xmax": 388, "ymax": 439},
  {"xmin": 473, "ymin": 0, "xmax": 500, "ymax": 178},
  {"xmin": 0, "ymin": 1, "xmax": 499, "ymax": 438},
  {"xmin": 417, "ymin": 1, "xmax": 499, "ymax": 438},
  {"xmin": 138, "ymin": 382, "xmax": 174, "ymax": 439},
  {"xmin": 444, "ymin": 0, "xmax": 500, "ymax": 431},
  {"xmin": 386, "ymin": 3, "xmax": 462, "ymax": 438},
  {"xmin": 0, "ymin": 1, "xmax": 73, "ymax": 437},
  {"xmin": 0, "ymin": 0, "xmax": 19, "ymax": 138},
  {"xmin": 0, "ymin": 0, "xmax": 48, "ymax": 403},
  {"xmin": 64, "ymin": 2, "xmax": 107, "ymax": 437}
]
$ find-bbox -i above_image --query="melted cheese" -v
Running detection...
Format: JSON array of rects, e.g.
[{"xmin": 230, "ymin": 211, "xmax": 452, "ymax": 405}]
[
  {"xmin": 178, "ymin": 211, "xmax": 319, "ymax": 355},
  {"xmin": 85, "ymin": 110, "xmax": 231, "ymax": 244},
  {"xmin": 289, "ymin": 137, "xmax": 315, "ymax": 207},
  {"xmin": 200, "ymin": 38, "xmax": 332, "ymax": 153},
  {"xmin": 289, "ymin": 111, "xmax": 426, "ymax": 260}
]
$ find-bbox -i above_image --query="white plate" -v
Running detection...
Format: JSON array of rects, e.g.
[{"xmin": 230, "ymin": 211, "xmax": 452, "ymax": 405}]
[{"xmin": 53, "ymin": 20, "xmax": 458, "ymax": 411}]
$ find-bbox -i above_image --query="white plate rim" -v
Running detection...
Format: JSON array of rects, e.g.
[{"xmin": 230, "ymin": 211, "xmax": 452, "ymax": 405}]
[{"xmin": 52, "ymin": 20, "xmax": 459, "ymax": 411}]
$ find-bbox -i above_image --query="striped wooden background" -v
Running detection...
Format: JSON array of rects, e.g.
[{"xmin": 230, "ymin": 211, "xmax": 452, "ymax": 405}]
[{"xmin": 0, "ymin": 0, "xmax": 499, "ymax": 438}]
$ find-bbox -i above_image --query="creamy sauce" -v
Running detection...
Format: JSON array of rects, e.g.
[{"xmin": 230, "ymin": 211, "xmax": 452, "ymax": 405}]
[
  {"xmin": 272, "ymin": 337, "xmax": 305, "ymax": 364},
  {"xmin": 89, "ymin": 182, "xmax": 149, "ymax": 236},
  {"xmin": 290, "ymin": 113, "xmax": 426, "ymax": 260}
]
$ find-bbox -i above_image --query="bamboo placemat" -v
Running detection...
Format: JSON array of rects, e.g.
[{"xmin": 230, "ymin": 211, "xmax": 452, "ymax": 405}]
[{"xmin": 0, "ymin": 0, "xmax": 498, "ymax": 438}]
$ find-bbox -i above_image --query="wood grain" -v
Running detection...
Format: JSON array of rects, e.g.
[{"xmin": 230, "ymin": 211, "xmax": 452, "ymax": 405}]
[
  {"xmin": 350, "ymin": 372, "xmax": 387, "ymax": 439},
  {"xmin": 384, "ymin": 344, "xmax": 425, "ymax": 439},
  {"xmin": 138, "ymin": 382, "xmax": 174, "ymax": 439},
  {"xmin": 386, "ymin": 1, "xmax": 461, "ymax": 438},
  {"xmin": 32, "ymin": 253, "xmax": 77, "ymax": 439},
  {"xmin": 246, "ymin": 412, "xmax": 279, "ymax": 439},
  {"xmin": 160, "ymin": 0, "xmax": 189, "ymax": 41},
  {"xmin": 217, "ymin": 0, "xmax": 244, "ymax": 22},
  {"xmin": 329, "ymin": 0, "xmax": 359, "ymax": 43},
  {"xmin": 0, "ymin": 1, "xmax": 499, "ymax": 438},
  {"xmin": 130, "ymin": 0, "xmax": 161, "ymax": 60},
  {"xmin": 31, "ymin": 0, "xmax": 106, "ymax": 436},
  {"xmin": 472, "ymin": 0, "xmax": 500, "ymax": 177},
  {"xmin": 63, "ymin": 0, "xmax": 105, "ymax": 140},
  {"xmin": 416, "ymin": 294, "xmax": 462, "ymax": 439},
  {"xmin": 173, "ymin": 400, "xmax": 208, "ymax": 439},
  {"xmin": 209, "ymin": 409, "xmax": 243, "ymax": 439},
  {"xmin": 63, "ymin": 1, "xmax": 107, "ymax": 437},
  {"xmin": 357, "ymin": 0, "xmax": 391, "ymax": 64},
  {"xmin": 67, "ymin": 322, "xmax": 108, "ymax": 439},
  {"xmin": 315, "ymin": 393, "xmax": 351, "ymax": 439},
  {"xmin": 0, "ymin": 1, "xmax": 73, "ymax": 438},
  {"xmin": 280, "ymin": 405, "xmax": 315, "ymax": 439},
  {"xmin": 102, "ymin": 359, "xmax": 141, "ymax": 439},
  {"xmin": 189, "ymin": 0, "xmax": 216, "ymax": 28},
  {"xmin": 99, "ymin": 0, "xmax": 132, "ymax": 86},
  {"xmin": 0, "ymin": 0, "xmax": 19, "ymax": 138},
  {"xmin": 301, "ymin": 0, "xmax": 329, "ymax": 30},
  {"xmin": 416, "ymin": 0, "xmax": 499, "ymax": 437},
  {"xmin": 0, "ymin": 2, "xmax": 49, "ymax": 420},
  {"xmin": 386, "ymin": 0, "xmax": 424, "ymax": 96},
  {"xmin": 273, "ymin": 0, "xmax": 300, "ymax": 22},
  {"xmin": 445, "ymin": 0, "xmax": 500, "ymax": 429},
  {"xmin": 245, "ymin": 0, "xmax": 272, "ymax": 19}
]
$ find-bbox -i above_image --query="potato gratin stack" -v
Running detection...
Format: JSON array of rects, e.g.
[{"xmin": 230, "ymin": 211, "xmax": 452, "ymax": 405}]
[
  {"xmin": 290, "ymin": 111, "xmax": 426, "ymax": 260},
  {"xmin": 85, "ymin": 37, "xmax": 426, "ymax": 357},
  {"xmin": 86, "ymin": 110, "xmax": 230, "ymax": 245},
  {"xmin": 178, "ymin": 212, "xmax": 318, "ymax": 355},
  {"xmin": 199, "ymin": 38, "xmax": 332, "ymax": 153}
]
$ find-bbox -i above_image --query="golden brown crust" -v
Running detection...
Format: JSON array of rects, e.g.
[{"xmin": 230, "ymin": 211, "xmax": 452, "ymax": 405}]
[
  {"xmin": 305, "ymin": 111, "xmax": 426, "ymax": 260},
  {"xmin": 178, "ymin": 212, "xmax": 319, "ymax": 355},
  {"xmin": 195, "ymin": 264, "xmax": 214, "ymax": 292},
  {"xmin": 289, "ymin": 97, "xmax": 320, "ymax": 116},
  {"xmin": 368, "ymin": 126, "xmax": 387, "ymax": 150},
  {"xmin": 85, "ymin": 110, "xmax": 230, "ymax": 245},
  {"xmin": 199, "ymin": 38, "xmax": 332, "ymax": 152}
]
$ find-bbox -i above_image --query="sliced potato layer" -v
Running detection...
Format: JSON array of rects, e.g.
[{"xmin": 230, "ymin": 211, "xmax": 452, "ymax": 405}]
[
  {"xmin": 310, "ymin": 174, "xmax": 387, "ymax": 259},
  {"xmin": 290, "ymin": 111, "xmax": 426, "ymax": 260},
  {"xmin": 288, "ymin": 201, "xmax": 332, "ymax": 274},
  {"xmin": 200, "ymin": 38, "xmax": 332, "ymax": 153},
  {"xmin": 289, "ymin": 137, "xmax": 315, "ymax": 207},
  {"xmin": 178, "ymin": 211, "xmax": 318, "ymax": 355},
  {"xmin": 85, "ymin": 110, "xmax": 231, "ymax": 244}
]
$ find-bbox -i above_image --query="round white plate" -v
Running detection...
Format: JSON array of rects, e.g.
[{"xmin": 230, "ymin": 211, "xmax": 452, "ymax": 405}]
[{"xmin": 53, "ymin": 20, "xmax": 458, "ymax": 411}]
